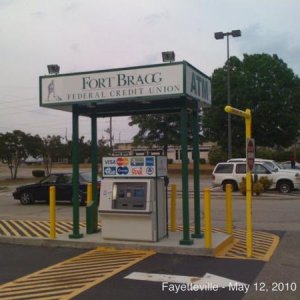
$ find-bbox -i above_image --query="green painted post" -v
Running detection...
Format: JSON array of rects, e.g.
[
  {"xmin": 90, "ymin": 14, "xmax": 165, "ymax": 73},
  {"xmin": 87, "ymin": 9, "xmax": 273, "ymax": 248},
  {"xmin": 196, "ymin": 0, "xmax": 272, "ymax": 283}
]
[
  {"xmin": 179, "ymin": 108, "xmax": 193, "ymax": 245},
  {"xmin": 192, "ymin": 107, "xmax": 203, "ymax": 238},
  {"xmin": 91, "ymin": 116, "xmax": 98, "ymax": 208},
  {"xmin": 86, "ymin": 115, "xmax": 99, "ymax": 234},
  {"xmin": 70, "ymin": 105, "xmax": 83, "ymax": 239}
]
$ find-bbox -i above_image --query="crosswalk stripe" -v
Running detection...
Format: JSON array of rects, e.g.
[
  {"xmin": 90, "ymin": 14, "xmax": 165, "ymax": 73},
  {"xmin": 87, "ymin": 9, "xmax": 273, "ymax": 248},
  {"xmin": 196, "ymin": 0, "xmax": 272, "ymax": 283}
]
[{"xmin": 0, "ymin": 247, "xmax": 155, "ymax": 300}]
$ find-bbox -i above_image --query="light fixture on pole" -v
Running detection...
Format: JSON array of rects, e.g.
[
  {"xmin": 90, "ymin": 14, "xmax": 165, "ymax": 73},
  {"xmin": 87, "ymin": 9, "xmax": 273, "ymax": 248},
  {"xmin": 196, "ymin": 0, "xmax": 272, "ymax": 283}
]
[
  {"xmin": 47, "ymin": 64, "xmax": 60, "ymax": 75},
  {"xmin": 214, "ymin": 30, "xmax": 241, "ymax": 159},
  {"xmin": 162, "ymin": 51, "xmax": 175, "ymax": 63}
]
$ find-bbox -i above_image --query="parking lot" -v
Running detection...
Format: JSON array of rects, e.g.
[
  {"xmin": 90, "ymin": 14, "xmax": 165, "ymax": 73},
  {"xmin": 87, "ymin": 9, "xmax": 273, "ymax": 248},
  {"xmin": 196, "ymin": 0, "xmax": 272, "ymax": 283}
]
[
  {"xmin": 0, "ymin": 164, "xmax": 300, "ymax": 299},
  {"xmin": 1, "ymin": 164, "xmax": 300, "ymax": 232}
]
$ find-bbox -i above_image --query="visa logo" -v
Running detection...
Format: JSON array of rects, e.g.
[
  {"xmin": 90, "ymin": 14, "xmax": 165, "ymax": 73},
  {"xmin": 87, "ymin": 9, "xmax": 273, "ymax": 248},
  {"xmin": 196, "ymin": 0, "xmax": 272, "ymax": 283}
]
[{"xmin": 104, "ymin": 159, "xmax": 116, "ymax": 165}]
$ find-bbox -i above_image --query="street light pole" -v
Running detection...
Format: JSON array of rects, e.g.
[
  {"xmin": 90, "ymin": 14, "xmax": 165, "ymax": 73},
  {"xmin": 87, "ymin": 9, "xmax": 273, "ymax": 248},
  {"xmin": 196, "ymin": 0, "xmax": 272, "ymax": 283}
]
[
  {"xmin": 214, "ymin": 30, "xmax": 242, "ymax": 159},
  {"xmin": 226, "ymin": 34, "xmax": 232, "ymax": 159}
]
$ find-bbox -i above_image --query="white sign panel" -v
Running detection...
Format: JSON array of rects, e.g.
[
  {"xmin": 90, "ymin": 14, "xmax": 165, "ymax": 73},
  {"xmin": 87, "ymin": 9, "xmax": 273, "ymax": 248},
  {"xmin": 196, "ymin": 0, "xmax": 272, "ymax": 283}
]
[
  {"xmin": 102, "ymin": 156, "xmax": 167, "ymax": 178},
  {"xmin": 185, "ymin": 65, "xmax": 211, "ymax": 106},
  {"xmin": 41, "ymin": 65, "xmax": 183, "ymax": 105}
]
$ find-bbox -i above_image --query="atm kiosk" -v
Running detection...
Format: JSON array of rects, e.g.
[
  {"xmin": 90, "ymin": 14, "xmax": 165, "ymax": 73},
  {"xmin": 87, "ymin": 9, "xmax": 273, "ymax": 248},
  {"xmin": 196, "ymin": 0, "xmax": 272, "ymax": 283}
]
[{"xmin": 99, "ymin": 156, "xmax": 168, "ymax": 242}]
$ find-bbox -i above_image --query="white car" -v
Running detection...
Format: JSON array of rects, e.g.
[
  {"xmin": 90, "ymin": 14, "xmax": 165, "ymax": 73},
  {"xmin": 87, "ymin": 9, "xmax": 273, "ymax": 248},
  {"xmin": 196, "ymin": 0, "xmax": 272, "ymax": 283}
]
[
  {"xmin": 280, "ymin": 161, "xmax": 300, "ymax": 170},
  {"xmin": 228, "ymin": 158, "xmax": 300, "ymax": 174},
  {"xmin": 212, "ymin": 161, "xmax": 300, "ymax": 193}
]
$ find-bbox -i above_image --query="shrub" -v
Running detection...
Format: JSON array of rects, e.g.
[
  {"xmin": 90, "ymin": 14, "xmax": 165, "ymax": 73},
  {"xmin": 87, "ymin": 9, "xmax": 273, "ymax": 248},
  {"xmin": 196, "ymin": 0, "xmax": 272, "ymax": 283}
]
[
  {"xmin": 253, "ymin": 182, "xmax": 264, "ymax": 195},
  {"xmin": 239, "ymin": 178, "xmax": 246, "ymax": 195},
  {"xmin": 167, "ymin": 159, "xmax": 173, "ymax": 164},
  {"xmin": 258, "ymin": 176, "xmax": 273, "ymax": 190},
  {"xmin": 208, "ymin": 145, "xmax": 227, "ymax": 165},
  {"xmin": 199, "ymin": 158, "xmax": 206, "ymax": 164},
  {"xmin": 32, "ymin": 170, "xmax": 45, "ymax": 178},
  {"xmin": 239, "ymin": 176, "xmax": 269, "ymax": 196}
]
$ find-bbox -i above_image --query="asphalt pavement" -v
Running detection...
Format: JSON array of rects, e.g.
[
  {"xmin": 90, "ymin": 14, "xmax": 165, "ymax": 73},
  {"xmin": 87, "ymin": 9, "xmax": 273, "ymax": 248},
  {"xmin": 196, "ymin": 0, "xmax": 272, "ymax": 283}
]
[
  {"xmin": 0, "ymin": 243, "xmax": 263, "ymax": 300},
  {"xmin": 0, "ymin": 165, "xmax": 299, "ymax": 299}
]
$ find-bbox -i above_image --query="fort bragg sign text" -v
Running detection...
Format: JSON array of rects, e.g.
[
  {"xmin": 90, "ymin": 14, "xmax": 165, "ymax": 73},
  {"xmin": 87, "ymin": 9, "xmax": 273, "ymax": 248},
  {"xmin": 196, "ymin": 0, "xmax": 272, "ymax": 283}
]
[{"xmin": 40, "ymin": 61, "xmax": 211, "ymax": 108}]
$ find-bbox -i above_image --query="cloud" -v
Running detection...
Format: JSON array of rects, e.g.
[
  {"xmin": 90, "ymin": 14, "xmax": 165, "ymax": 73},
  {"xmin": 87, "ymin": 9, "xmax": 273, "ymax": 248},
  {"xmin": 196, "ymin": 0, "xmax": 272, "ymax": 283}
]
[
  {"xmin": 31, "ymin": 10, "xmax": 48, "ymax": 19},
  {"xmin": 0, "ymin": 0, "xmax": 14, "ymax": 9},
  {"xmin": 62, "ymin": 1, "xmax": 82, "ymax": 14},
  {"xmin": 142, "ymin": 11, "xmax": 168, "ymax": 26},
  {"xmin": 70, "ymin": 43, "xmax": 81, "ymax": 54},
  {"xmin": 241, "ymin": 23, "xmax": 300, "ymax": 75}
]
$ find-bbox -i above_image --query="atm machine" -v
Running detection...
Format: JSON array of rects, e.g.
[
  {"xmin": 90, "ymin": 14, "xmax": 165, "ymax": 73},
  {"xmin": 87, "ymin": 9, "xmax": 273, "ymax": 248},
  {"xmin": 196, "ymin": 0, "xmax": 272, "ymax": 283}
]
[{"xmin": 99, "ymin": 156, "xmax": 168, "ymax": 242}]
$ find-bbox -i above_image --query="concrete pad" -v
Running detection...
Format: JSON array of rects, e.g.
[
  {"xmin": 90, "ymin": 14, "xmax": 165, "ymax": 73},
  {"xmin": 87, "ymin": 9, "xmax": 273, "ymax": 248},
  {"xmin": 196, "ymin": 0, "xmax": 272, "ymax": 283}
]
[{"xmin": 0, "ymin": 230, "xmax": 232, "ymax": 257}]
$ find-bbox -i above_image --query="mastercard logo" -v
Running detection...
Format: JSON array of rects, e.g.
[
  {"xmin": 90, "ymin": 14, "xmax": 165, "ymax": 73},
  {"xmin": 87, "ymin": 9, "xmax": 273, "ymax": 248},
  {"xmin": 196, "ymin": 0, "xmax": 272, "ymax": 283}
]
[{"xmin": 116, "ymin": 157, "xmax": 129, "ymax": 166}]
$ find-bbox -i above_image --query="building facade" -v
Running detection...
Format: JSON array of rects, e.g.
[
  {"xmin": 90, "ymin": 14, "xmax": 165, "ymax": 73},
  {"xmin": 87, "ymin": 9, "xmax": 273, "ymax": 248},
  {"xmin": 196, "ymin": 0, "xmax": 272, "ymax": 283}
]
[{"xmin": 112, "ymin": 142, "xmax": 213, "ymax": 163}]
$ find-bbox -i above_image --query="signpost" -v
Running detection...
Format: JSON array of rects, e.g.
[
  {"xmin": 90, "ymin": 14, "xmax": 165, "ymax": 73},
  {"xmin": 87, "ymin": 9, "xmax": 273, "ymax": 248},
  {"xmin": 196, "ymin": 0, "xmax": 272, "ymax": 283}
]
[
  {"xmin": 246, "ymin": 138, "xmax": 255, "ymax": 172},
  {"xmin": 225, "ymin": 105, "xmax": 253, "ymax": 257}
]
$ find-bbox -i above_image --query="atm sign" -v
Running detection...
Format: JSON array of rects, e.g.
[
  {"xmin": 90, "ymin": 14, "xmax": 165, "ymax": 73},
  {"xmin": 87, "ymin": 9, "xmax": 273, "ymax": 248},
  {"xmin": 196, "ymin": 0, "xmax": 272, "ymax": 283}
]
[{"xmin": 116, "ymin": 157, "xmax": 129, "ymax": 166}]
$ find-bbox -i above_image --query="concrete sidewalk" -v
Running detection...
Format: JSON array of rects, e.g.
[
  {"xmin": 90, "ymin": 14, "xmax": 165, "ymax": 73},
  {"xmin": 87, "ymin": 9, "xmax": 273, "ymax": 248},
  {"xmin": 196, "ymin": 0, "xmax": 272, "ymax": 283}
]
[
  {"xmin": 0, "ymin": 227, "xmax": 232, "ymax": 257},
  {"xmin": 0, "ymin": 219, "xmax": 280, "ymax": 261}
]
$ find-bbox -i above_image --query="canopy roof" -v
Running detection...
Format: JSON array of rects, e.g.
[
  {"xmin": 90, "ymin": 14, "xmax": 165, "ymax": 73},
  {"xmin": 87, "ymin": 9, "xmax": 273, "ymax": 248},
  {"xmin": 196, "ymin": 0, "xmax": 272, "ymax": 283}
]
[{"xmin": 39, "ymin": 61, "xmax": 211, "ymax": 117}]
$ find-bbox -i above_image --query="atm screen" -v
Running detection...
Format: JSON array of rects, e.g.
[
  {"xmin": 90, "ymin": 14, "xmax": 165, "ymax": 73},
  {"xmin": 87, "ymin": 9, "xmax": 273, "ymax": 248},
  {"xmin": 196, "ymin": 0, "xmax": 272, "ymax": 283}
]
[
  {"xmin": 133, "ymin": 188, "xmax": 144, "ymax": 197},
  {"xmin": 112, "ymin": 182, "xmax": 147, "ymax": 210}
]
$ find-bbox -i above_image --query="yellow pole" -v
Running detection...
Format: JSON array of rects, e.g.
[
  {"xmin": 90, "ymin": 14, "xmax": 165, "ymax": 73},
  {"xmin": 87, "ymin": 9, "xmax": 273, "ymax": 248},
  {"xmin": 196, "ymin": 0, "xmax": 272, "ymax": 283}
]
[
  {"xmin": 226, "ymin": 184, "xmax": 233, "ymax": 234},
  {"xmin": 245, "ymin": 109, "xmax": 253, "ymax": 257},
  {"xmin": 170, "ymin": 184, "xmax": 177, "ymax": 232},
  {"xmin": 204, "ymin": 188, "xmax": 212, "ymax": 249},
  {"xmin": 225, "ymin": 105, "xmax": 253, "ymax": 258},
  {"xmin": 49, "ymin": 186, "xmax": 56, "ymax": 240},
  {"xmin": 87, "ymin": 183, "xmax": 92, "ymax": 205}
]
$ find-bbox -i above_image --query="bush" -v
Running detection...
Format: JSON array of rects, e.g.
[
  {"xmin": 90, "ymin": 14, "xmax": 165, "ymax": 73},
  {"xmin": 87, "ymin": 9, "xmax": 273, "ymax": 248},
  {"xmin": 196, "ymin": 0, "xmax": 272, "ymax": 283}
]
[
  {"xmin": 199, "ymin": 158, "xmax": 206, "ymax": 164},
  {"xmin": 239, "ymin": 178, "xmax": 246, "ymax": 195},
  {"xmin": 167, "ymin": 159, "xmax": 173, "ymax": 164},
  {"xmin": 208, "ymin": 145, "xmax": 227, "ymax": 165},
  {"xmin": 239, "ymin": 176, "xmax": 271, "ymax": 196},
  {"xmin": 258, "ymin": 176, "xmax": 273, "ymax": 190},
  {"xmin": 32, "ymin": 170, "xmax": 45, "ymax": 178},
  {"xmin": 253, "ymin": 182, "xmax": 264, "ymax": 195},
  {"xmin": 256, "ymin": 147, "xmax": 298, "ymax": 162}
]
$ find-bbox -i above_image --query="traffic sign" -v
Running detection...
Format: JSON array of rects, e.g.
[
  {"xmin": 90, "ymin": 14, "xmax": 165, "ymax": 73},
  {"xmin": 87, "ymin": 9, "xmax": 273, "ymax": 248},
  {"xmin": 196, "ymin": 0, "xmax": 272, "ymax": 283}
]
[{"xmin": 246, "ymin": 138, "xmax": 255, "ymax": 171}]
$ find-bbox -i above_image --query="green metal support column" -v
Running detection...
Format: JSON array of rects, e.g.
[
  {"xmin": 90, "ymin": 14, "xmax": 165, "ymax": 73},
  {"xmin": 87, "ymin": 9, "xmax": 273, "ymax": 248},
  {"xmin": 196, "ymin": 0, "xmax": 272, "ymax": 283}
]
[
  {"xmin": 179, "ymin": 107, "xmax": 193, "ymax": 245},
  {"xmin": 191, "ymin": 107, "xmax": 203, "ymax": 238},
  {"xmin": 69, "ymin": 105, "xmax": 83, "ymax": 239},
  {"xmin": 86, "ymin": 115, "xmax": 99, "ymax": 234}
]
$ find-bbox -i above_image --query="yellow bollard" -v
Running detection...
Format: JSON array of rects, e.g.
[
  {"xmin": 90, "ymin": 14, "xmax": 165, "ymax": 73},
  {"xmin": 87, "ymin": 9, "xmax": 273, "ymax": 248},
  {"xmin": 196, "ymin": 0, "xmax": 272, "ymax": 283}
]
[
  {"xmin": 49, "ymin": 186, "xmax": 56, "ymax": 240},
  {"xmin": 226, "ymin": 184, "xmax": 233, "ymax": 234},
  {"xmin": 170, "ymin": 184, "xmax": 177, "ymax": 232},
  {"xmin": 204, "ymin": 188, "xmax": 212, "ymax": 249},
  {"xmin": 246, "ymin": 171, "xmax": 253, "ymax": 257},
  {"xmin": 87, "ymin": 183, "xmax": 92, "ymax": 205}
]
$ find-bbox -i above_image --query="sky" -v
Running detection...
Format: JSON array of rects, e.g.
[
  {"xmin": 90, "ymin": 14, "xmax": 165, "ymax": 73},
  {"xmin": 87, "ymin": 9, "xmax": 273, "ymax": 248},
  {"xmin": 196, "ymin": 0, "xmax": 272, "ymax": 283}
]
[{"xmin": 1, "ymin": 0, "xmax": 300, "ymax": 144}]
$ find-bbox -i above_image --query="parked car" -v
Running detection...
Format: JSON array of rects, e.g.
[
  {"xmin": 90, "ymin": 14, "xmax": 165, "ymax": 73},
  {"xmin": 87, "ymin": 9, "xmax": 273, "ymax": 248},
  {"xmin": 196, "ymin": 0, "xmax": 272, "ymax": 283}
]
[
  {"xmin": 228, "ymin": 158, "xmax": 300, "ymax": 174},
  {"xmin": 13, "ymin": 172, "xmax": 101, "ymax": 205},
  {"xmin": 212, "ymin": 161, "xmax": 300, "ymax": 193},
  {"xmin": 280, "ymin": 161, "xmax": 300, "ymax": 170}
]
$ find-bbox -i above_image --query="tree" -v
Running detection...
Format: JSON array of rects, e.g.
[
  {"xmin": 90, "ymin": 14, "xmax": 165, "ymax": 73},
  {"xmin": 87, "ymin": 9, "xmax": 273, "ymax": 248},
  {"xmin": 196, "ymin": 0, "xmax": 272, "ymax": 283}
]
[
  {"xmin": 98, "ymin": 138, "xmax": 111, "ymax": 162},
  {"xmin": 40, "ymin": 135, "xmax": 63, "ymax": 175},
  {"xmin": 203, "ymin": 54, "xmax": 300, "ymax": 154},
  {"xmin": 0, "ymin": 130, "xmax": 40, "ymax": 179},
  {"xmin": 129, "ymin": 113, "xmax": 185, "ymax": 154},
  {"xmin": 78, "ymin": 136, "xmax": 91, "ymax": 163}
]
